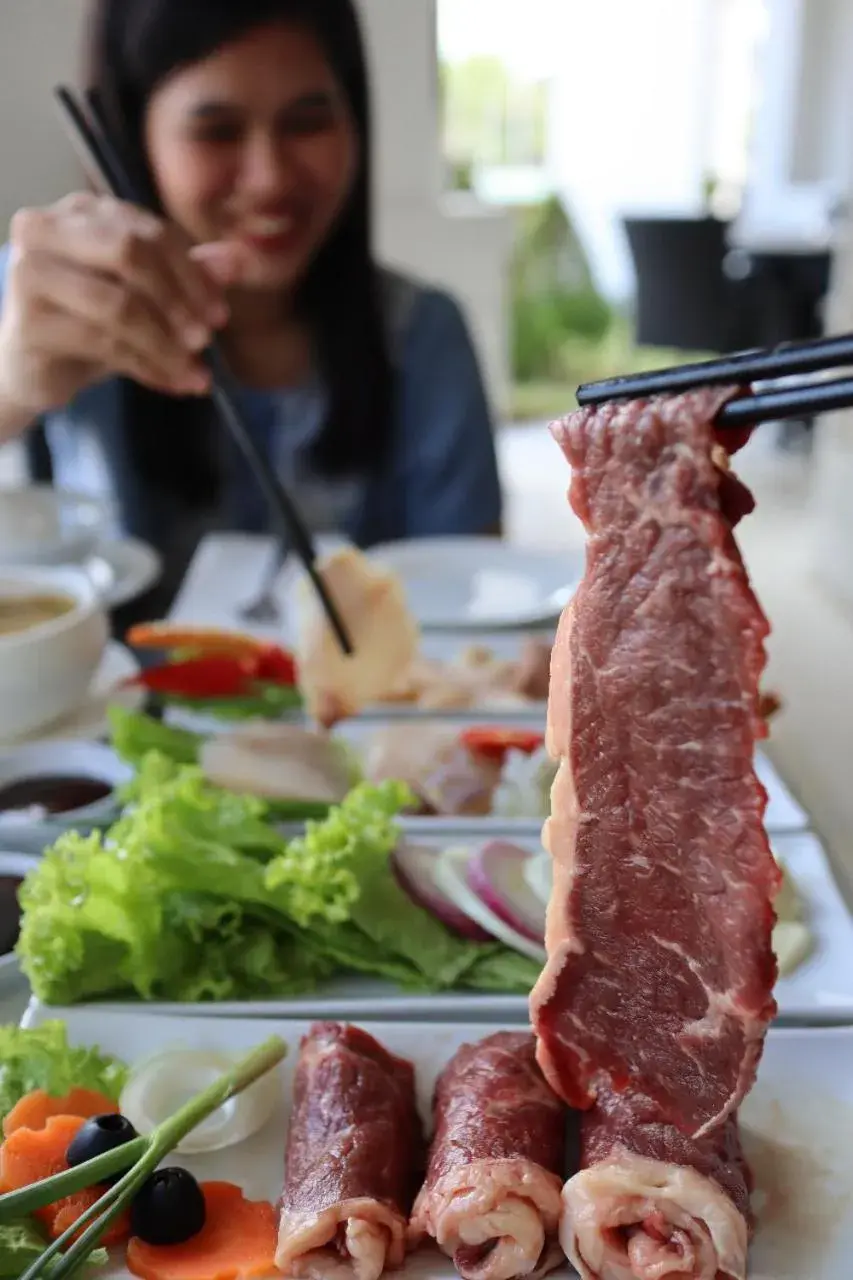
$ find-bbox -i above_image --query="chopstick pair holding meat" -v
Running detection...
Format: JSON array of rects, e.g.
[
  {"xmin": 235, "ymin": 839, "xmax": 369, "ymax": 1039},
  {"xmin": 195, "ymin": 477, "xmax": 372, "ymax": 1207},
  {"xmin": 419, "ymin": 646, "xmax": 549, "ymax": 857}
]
[
  {"xmin": 275, "ymin": 1025, "xmax": 568, "ymax": 1280},
  {"xmin": 577, "ymin": 327, "xmax": 853, "ymax": 426}
]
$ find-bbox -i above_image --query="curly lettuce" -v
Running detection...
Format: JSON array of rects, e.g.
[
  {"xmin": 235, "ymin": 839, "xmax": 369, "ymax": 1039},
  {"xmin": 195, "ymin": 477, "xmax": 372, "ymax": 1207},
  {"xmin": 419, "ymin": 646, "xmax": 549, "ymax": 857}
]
[
  {"xmin": 17, "ymin": 759, "xmax": 538, "ymax": 1006},
  {"xmin": 0, "ymin": 1021, "xmax": 127, "ymax": 1121}
]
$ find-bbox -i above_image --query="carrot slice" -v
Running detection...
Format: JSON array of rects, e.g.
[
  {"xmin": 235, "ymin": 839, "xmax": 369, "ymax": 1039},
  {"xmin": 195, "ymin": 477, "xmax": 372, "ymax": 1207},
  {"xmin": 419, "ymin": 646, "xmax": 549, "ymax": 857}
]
[
  {"xmin": 51, "ymin": 1187, "xmax": 130, "ymax": 1247},
  {"xmin": 127, "ymin": 1181, "xmax": 277, "ymax": 1280},
  {"xmin": 3, "ymin": 1087, "xmax": 119, "ymax": 1137},
  {"xmin": 126, "ymin": 624, "xmax": 269, "ymax": 658},
  {"xmin": 0, "ymin": 1114, "xmax": 129, "ymax": 1244}
]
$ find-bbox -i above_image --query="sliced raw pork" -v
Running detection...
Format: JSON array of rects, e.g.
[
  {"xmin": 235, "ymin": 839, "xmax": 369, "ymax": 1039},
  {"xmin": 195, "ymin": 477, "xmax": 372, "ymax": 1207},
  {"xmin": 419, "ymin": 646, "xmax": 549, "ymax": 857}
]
[
  {"xmin": 531, "ymin": 390, "xmax": 781, "ymax": 1138},
  {"xmin": 410, "ymin": 1032, "xmax": 566, "ymax": 1280}
]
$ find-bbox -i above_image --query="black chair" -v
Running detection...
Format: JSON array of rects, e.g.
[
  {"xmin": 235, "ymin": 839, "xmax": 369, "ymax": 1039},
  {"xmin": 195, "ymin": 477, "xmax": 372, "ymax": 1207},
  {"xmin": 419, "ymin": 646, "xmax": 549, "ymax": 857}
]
[{"xmin": 622, "ymin": 215, "xmax": 741, "ymax": 353}]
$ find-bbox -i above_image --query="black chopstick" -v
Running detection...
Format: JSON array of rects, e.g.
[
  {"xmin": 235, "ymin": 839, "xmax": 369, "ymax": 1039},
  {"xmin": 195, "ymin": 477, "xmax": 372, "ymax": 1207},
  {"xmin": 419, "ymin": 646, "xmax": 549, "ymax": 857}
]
[
  {"xmin": 577, "ymin": 330, "xmax": 853, "ymax": 406},
  {"xmin": 53, "ymin": 85, "xmax": 353, "ymax": 656},
  {"xmin": 717, "ymin": 373, "xmax": 853, "ymax": 427}
]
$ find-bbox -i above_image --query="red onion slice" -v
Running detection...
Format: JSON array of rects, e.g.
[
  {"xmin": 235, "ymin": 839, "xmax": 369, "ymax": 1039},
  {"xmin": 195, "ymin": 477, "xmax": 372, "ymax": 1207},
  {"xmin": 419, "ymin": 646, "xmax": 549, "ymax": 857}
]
[
  {"xmin": 392, "ymin": 841, "xmax": 491, "ymax": 941},
  {"xmin": 436, "ymin": 846, "xmax": 547, "ymax": 964},
  {"xmin": 466, "ymin": 839, "xmax": 547, "ymax": 944}
]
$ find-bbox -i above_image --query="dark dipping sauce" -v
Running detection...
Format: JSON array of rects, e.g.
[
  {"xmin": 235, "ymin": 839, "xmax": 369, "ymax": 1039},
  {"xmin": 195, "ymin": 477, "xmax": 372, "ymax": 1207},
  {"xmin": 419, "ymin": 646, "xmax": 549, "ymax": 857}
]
[
  {"xmin": 0, "ymin": 775, "xmax": 113, "ymax": 816},
  {"xmin": 0, "ymin": 876, "xmax": 23, "ymax": 955}
]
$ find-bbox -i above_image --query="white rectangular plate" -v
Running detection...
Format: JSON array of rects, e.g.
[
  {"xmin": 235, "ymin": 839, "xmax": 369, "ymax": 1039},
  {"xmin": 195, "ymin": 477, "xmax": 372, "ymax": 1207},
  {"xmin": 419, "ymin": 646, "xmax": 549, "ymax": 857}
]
[
  {"xmin": 18, "ymin": 1005, "xmax": 853, "ymax": 1280},
  {"xmin": 331, "ymin": 718, "xmax": 809, "ymax": 836},
  {"xmin": 27, "ymin": 831, "xmax": 853, "ymax": 1026}
]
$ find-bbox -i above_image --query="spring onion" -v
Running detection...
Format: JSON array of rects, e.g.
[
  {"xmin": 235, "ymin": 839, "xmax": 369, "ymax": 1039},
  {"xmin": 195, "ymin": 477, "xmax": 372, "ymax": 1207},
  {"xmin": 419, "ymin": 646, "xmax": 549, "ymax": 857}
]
[{"xmin": 9, "ymin": 1034, "xmax": 287, "ymax": 1280}]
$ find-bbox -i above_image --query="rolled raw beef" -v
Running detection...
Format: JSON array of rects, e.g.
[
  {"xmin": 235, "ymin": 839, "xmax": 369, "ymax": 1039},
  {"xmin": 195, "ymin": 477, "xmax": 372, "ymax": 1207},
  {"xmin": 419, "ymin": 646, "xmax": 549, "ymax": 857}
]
[
  {"xmin": 563, "ymin": 1087, "xmax": 752, "ymax": 1280},
  {"xmin": 410, "ymin": 1032, "xmax": 566, "ymax": 1280},
  {"xmin": 277, "ymin": 1022, "xmax": 423, "ymax": 1280}
]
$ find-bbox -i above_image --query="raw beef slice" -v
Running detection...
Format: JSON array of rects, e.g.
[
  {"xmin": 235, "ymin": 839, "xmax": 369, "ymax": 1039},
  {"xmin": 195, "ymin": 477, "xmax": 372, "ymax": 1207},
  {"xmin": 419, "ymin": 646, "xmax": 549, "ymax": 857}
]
[{"xmin": 530, "ymin": 389, "xmax": 781, "ymax": 1139}]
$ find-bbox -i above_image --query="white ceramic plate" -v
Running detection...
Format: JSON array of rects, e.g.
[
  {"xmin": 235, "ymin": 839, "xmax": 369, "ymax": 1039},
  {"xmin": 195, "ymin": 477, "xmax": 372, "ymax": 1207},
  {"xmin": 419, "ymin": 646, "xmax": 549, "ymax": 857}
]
[
  {"xmin": 17, "ymin": 1005, "xmax": 853, "ymax": 1280},
  {"xmin": 0, "ymin": 642, "xmax": 143, "ymax": 747},
  {"xmin": 168, "ymin": 533, "xmax": 579, "ymax": 634},
  {"xmin": 86, "ymin": 538, "xmax": 163, "ymax": 609},
  {"xmin": 367, "ymin": 537, "xmax": 580, "ymax": 629},
  {"xmin": 167, "ymin": 531, "xmax": 344, "ymax": 640},
  {"xmin": 51, "ymin": 831, "xmax": 852, "ymax": 1026}
]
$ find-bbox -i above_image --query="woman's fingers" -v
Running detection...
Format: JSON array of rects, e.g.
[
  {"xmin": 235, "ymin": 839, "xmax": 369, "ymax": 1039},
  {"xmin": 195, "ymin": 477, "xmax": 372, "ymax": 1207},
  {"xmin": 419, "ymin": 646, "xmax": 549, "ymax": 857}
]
[
  {"xmin": 11, "ymin": 195, "xmax": 224, "ymax": 342},
  {"xmin": 17, "ymin": 250, "xmax": 211, "ymax": 394}
]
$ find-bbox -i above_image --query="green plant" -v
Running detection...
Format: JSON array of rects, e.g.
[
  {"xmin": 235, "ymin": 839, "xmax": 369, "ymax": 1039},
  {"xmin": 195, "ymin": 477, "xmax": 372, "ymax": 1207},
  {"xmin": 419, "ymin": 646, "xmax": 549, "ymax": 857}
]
[{"xmin": 509, "ymin": 196, "xmax": 616, "ymax": 383}]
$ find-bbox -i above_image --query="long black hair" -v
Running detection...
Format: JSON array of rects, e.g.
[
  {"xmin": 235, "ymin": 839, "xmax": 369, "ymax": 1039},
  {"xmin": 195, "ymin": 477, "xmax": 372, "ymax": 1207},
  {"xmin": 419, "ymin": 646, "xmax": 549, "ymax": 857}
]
[{"xmin": 85, "ymin": 0, "xmax": 394, "ymax": 512}]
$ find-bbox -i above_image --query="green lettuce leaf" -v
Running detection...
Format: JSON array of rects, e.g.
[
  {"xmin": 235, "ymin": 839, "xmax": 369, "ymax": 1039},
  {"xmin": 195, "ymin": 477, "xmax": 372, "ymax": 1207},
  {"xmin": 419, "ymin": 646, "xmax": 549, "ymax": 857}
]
[
  {"xmin": 0, "ymin": 1021, "xmax": 126, "ymax": 1122},
  {"xmin": 266, "ymin": 782, "xmax": 481, "ymax": 988},
  {"xmin": 0, "ymin": 1219, "xmax": 107, "ymax": 1275},
  {"xmin": 109, "ymin": 706, "xmax": 201, "ymax": 769},
  {"xmin": 158, "ymin": 683, "xmax": 303, "ymax": 720},
  {"xmin": 459, "ymin": 946, "xmax": 542, "ymax": 994}
]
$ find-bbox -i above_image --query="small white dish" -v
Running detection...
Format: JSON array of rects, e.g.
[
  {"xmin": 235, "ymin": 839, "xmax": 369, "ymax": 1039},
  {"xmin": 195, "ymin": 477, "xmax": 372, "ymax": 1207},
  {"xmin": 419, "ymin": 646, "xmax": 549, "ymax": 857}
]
[
  {"xmin": 0, "ymin": 485, "xmax": 110, "ymax": 567},
  {"xmin": 86, "ymin": 537, "xmax": 163, "ymax": 609},
  {"xmin": 367, "ymin": 537, "xmax": 581, "ymax": 630},
  {"xmin": 0, "ymin": 641, "xmax": 143, "ymax": 747},
  {"xmin": 0, "ymin": 739, "xmax": 132, "ymax": 853},
  {"xmin": 0, "ymin": 564, "xmax": 109, "ymax": 739},
  {"xmin": 0, "ymin": 849, "xmax": 40, "ymax": 983}
]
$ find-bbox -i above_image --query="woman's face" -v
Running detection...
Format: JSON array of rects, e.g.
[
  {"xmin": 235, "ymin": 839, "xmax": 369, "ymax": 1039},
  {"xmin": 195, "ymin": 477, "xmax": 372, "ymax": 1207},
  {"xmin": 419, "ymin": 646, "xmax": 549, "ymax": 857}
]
[{"xmin": 145, "ymin": 21, "xmax": 359, "ymax": 292}]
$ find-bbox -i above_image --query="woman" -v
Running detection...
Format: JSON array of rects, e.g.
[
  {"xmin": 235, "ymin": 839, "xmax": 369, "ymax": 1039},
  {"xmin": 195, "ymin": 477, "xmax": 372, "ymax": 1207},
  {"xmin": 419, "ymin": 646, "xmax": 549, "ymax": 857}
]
[{"xmin": 0, "ymin": 0, "xmax": 502, "ymax": 603}]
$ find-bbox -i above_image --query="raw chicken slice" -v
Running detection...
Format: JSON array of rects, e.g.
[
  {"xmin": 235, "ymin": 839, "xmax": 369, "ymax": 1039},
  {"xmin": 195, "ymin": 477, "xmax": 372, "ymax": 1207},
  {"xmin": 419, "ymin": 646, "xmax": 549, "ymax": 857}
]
[
  {"xmin": 293, "ymin": 548, "xmax": 420, "ymax": 725},
  {"xmin": 200, "ymin": 722, "xmax": 353, "ymax": 803}
]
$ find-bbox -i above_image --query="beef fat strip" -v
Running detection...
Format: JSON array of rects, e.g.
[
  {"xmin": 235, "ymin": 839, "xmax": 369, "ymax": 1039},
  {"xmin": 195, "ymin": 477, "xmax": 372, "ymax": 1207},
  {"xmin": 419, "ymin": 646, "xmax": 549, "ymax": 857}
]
[
  {"xmin": 531, "ymin": 390, "xmax": 780, "ymax": 1138},
  {"xmin": 277, "ymin": 1022, "xmax": 423, "ymax": 1280},
  {"xmin": 410, "ymin": 1032, "xmax": 566, "ymax": 1280},
  {"xmin": 563, "ymin": 1087, "xmax": 751, "ymax": 1280}
]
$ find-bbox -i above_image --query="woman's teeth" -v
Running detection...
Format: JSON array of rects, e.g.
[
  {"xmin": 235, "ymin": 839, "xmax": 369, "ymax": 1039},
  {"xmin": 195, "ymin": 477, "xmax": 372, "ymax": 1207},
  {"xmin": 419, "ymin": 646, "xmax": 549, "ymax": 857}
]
[{"xmin": 245, "ymin": 216, "xmax": 296, "ymax": 235}]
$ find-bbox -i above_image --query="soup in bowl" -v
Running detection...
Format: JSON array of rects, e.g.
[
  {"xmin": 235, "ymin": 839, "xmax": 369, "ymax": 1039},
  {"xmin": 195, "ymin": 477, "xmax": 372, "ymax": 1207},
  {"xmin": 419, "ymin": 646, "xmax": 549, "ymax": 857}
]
[
  {"xmin": 0, "ymin": 591, "xmax": 76, "ymax": 637},
  {"xmin": 0, "ymin": 566, "xmax": 109, "ymax": 740}
]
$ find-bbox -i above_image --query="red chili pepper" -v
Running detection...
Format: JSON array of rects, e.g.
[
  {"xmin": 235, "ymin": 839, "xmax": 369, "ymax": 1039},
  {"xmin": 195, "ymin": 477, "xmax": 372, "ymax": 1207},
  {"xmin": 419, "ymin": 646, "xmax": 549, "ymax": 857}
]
[
  {"xmin": 254, "ymin": 645, "xmax": 297, "ymax": 686},
  {"xmin": 460, "ymin": 727, "xmax": 545, "ymax": 764},
  {"xmin": 129, "ymin": 655, "xmax": 260, "ymax": 699}
]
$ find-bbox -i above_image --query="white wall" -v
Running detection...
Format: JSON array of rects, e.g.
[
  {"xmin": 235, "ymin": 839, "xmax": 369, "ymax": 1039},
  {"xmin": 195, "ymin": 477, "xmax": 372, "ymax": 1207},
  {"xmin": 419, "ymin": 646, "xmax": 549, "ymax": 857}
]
[
  {"xmin": 0, "ymin": 0, "xmax": 87, "ymax": 233},
  {"xmin": 546, "ymin": 0, "xmax": 718, "ymax": 300},
  {"xmin": 0, "ymin": 0, "xmax": 509, "ymax": 405},
  {"xmin": 356, "ymin": 0, "xmax": 510, "ymax": 405},
  {"xmin": 734, "ymin": 0, "xmax": 853, "ymax": 250},
  {"xmin": 765, "ymin": 0, "xmax": 853, "ymax": 607}
]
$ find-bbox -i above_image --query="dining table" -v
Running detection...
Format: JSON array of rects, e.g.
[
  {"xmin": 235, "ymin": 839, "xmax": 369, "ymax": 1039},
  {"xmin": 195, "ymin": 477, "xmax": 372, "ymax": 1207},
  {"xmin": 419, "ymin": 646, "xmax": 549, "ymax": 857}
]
[{"xmin": 0, "ymin": 527, "xmax": 830, "ymax": 1027}]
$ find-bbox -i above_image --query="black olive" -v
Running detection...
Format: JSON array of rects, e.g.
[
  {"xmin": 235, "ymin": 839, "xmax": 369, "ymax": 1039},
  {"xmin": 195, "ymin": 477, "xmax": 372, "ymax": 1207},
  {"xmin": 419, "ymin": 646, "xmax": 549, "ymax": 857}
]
[
  {"xmin": 130, "ymin": 1167, "xmax": 207, "ymax": 1246},
  {"xmin": 66, "ymin": 1114, "xmax": 140, "ymax": 1184}
]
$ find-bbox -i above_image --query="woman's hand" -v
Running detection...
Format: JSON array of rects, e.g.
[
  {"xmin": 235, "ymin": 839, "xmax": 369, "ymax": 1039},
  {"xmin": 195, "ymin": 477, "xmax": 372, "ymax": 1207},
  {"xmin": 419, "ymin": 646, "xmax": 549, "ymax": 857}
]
[{"xmin": 0, "ymin": 191, "xmax": 247, "ymax": 421}]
